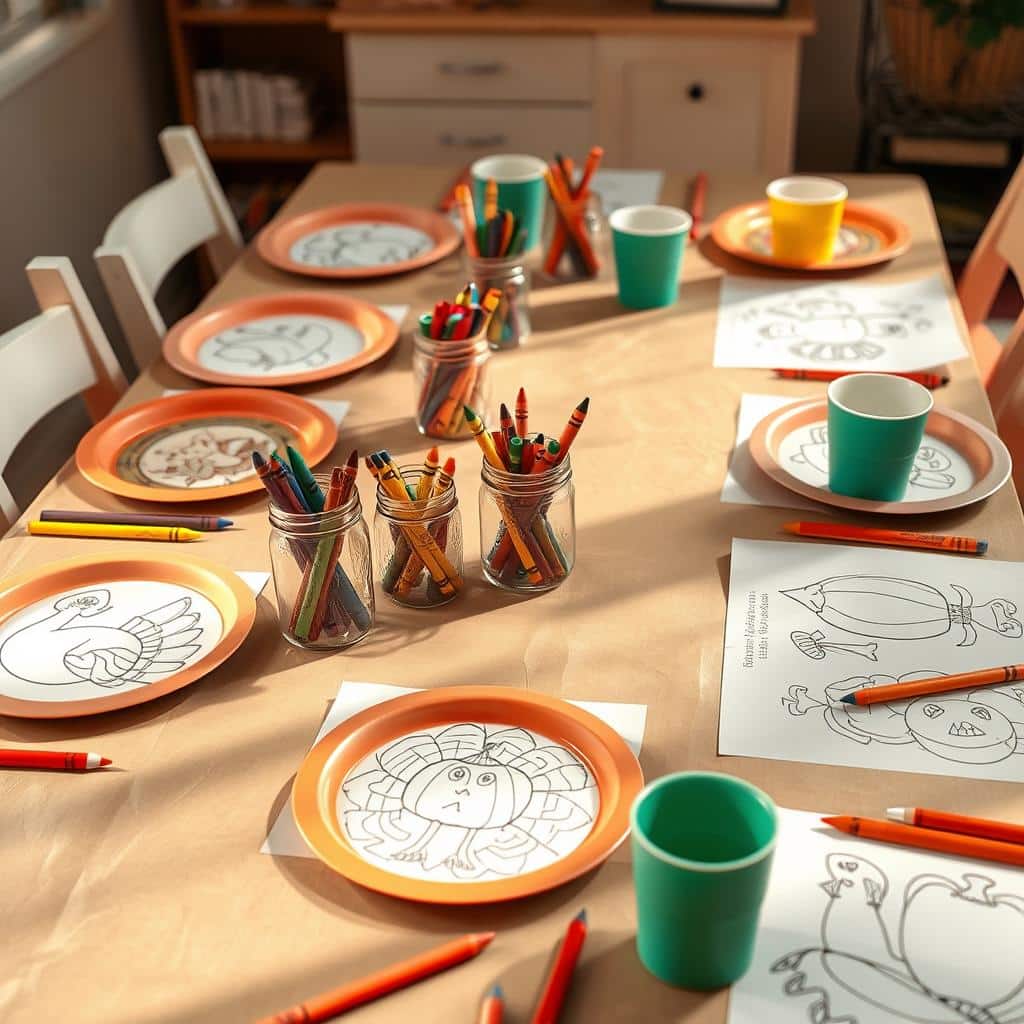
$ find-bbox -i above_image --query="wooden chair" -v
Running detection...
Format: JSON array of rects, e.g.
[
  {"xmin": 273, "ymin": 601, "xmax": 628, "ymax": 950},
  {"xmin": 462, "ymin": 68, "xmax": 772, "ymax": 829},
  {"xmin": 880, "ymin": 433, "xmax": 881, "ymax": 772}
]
[
  {"xmin": 94, "ymin": 125, "xmax": 241, "ymax": 372},
  {"xmin": 957, "ymin": 157, "xmax": 1024, "ymax": 491},
  {"xmin": 0, "ymin": 258, "xmax": 127, "ymax": 529}
]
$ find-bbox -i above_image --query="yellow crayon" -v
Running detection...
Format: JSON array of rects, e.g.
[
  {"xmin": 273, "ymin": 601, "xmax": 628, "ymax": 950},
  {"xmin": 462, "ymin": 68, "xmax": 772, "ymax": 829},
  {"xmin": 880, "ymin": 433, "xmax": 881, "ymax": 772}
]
[
  {"xmin": 396, "ymin": 457, "xmax": 455, "ymax": 597},
  {"xmin": 484, "ymin": 177, "xmax": 498, "ymax": 222},
  {"xmin": 463, "ymin": 406, "xmax": 504, "ymax": 470},
  {"xmin": 28, "ymin": 521, "xmax": 202, "ymax": 542}
]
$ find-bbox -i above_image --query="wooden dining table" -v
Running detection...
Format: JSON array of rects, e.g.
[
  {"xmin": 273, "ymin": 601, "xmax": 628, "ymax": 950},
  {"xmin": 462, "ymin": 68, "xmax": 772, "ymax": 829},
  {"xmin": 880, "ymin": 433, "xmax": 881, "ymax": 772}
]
[{"xmin": 4, "ymin": 165, "xmax": 1023, "ymax": 1024}]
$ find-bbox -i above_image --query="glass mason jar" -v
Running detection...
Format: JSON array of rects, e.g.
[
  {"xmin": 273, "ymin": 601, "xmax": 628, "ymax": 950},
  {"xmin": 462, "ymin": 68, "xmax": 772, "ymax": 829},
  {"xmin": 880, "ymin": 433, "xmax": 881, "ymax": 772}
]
[
  {"xmin": 467, "ymin": 253, "xmax": 531, "ymax": 350},
  {"xmin": 375, "ymin": 467, "xmax": 463, "ymax": 608},
  {"xmin": 268, "ymin": 481, "xmax": 374, "ymax": 650},
  {"xmin": 479, "ymin": 449, "xmax": 575, "ymax": 593},
  {"xmin": 541, "ymin": 192, "xmax": 604, "ymax": 282},
  {"xmin": 412, "ymin": 327, "xmax": 492, "ymax": 439}
]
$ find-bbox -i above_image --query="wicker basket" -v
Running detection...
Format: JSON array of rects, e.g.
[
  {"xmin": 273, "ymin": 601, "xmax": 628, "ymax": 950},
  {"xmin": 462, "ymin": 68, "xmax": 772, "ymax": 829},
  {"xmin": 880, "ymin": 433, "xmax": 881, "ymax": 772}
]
[{"xmin": 884, "ymin": 0, "xmax": 1024, "ymax": 109}]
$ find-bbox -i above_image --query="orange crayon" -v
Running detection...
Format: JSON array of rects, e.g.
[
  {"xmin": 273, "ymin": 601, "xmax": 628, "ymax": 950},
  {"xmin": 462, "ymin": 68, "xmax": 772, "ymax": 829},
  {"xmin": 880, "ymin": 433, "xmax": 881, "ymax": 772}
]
[
  {"xmin": 456, "ymin": 183, "xmax": 480, "ymax": 257},
  {"xmin": 839, "ymin": 663, "xmax": 1024, "ymax": 707},
  {"xmin": 416, "ymin": 446, "xmax": 440, "ymax": 500},
  {"xmin": 515, "ymin": 386, "xmax": 529, "ymax": 438},
  {"xmin": 774, "ymin": 368, "xmax": 949, "ymax": 389},
  {"xmin": 256, "ymin": 933, "xmax": 496, "ymax": 1024},
  {"xmin": 484, "ymin": 177, "xmax": 498, "ymax": 222},
  {"xmin": 823, "ymin": 815, "xmax": 1024, "ymax": 868},
  {"xmin": 783, "ymin": 520, "xmax": 987, "ymax": 555},
  {"xmin": 887, "ymin": 806, "xmax": 1024, "ymax": 846},
  {"xmin": 555, "ymin": 397, "xmax": 589, "ymax": 464}
]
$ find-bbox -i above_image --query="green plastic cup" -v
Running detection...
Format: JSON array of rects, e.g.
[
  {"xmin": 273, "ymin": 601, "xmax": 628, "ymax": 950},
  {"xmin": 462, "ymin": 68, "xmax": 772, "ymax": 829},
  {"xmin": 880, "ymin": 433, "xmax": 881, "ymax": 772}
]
[
  {"xmin": 471, "ymin": 154, "xmax": 548, "ymax": 251},
  {"xmin": 827, "ymin": 373, "xmax": 933, "ymax": 500},
  {"xmin": 610, "ymin": 205, "xmax": 691, "ymax": 310},
  {"xmin": 630, "ymin": 772, "xmax": 778, "ymax": 990}
]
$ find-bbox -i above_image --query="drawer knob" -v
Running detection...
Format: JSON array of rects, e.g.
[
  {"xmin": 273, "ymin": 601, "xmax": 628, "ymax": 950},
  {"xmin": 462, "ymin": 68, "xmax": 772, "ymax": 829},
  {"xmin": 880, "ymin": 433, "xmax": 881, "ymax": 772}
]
[
  {"xmin": 440, "ymin": 133, "xmax": 509, "ymax": 148},
  {"xmin": 687, "ymin": 82, "xmax": 706, "ymax": 101},
  {"xmin": 438, "ymin": 61, "xmax": 505, "ymax": 76}
]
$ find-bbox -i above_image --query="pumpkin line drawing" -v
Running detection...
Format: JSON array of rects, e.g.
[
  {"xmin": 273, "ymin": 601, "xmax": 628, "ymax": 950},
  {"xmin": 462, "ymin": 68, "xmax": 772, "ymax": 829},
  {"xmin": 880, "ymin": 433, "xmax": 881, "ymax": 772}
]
[
  {"xmin": 782, "ymin": 671, "xmax": 1024, "ymax": 766},
  {"xmin": 771, "ymin": 853, "xmax": 1024, "ymax": 1022},
  {"xmin": 340, "ymin": 723, "xmax": 596, "ymax": 881}
]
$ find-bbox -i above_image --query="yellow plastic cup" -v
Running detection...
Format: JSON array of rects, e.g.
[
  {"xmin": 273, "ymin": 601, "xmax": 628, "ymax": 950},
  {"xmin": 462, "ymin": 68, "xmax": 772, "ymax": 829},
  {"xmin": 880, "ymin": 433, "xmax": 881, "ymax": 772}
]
[{"xmin": 766, "ymin": 176, "xmax": 847, "ymax": 265}]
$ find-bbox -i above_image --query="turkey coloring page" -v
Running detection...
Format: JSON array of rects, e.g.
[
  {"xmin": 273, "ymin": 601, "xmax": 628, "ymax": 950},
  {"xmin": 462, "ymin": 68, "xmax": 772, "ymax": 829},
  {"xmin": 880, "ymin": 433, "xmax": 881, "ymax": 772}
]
[
  {"xmin": 338, "ymin": 721, "xmax": 598, "ymax": 882},
  {"xmin": 729, "ymin": 807, "xmax": 1024, "ymax": 1024},
  {"xmin": 719, "ymin": 539, "xmax": 1024, "ymax": 782},
  {"xmin": 289, "ymin": 222, "xmax": 433, "ymax": 269},
  {"xmin": 713, "ymin": 275, "xmax": 968, "ymax": 372},
  {"xmin": 0, "ymin": 580, "xmax": 223, "ymax": 702}
]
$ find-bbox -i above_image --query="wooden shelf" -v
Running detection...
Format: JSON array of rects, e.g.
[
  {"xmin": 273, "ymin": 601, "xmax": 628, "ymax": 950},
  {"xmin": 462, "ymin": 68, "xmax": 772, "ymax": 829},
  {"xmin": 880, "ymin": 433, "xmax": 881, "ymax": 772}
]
[
  {"xmin": 204, "ymin": 128, "xmax": 351, "ymax": 162},
  {"xmin": 179, "ymin": 4, "xmax": 333, "ymax": 26}
]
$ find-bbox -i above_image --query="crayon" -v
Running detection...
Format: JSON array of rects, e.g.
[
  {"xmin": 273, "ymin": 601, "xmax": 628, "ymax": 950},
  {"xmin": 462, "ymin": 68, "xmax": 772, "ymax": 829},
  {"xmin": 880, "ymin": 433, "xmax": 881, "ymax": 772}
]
[
  {"xmin": 28, "ymin": 522, "xmax": 202, "ymax": 542},
  {"xmin": 463, "ymin": 406, "xmax": 504, "ymax": 471},
  {"xmin": 416, "ymin": 447, "xmax": 440, "ymax": 500},
  {"xmin": 509, "ymin": 436, "xmax": 523, "ymax": 473},
  {"xmin": 286, "ymin": 444, "xmax": 325, "ymax": 513},
  {"xmin": 839, "ymin": 663, "xmax": 1024, "ymax": 706},
  {"xmin": 528, "ymin": 911, "xmax": 588, "ymax": 1024},
  {"xmin": 0, "ymin": 749, "xmax": 111, "ymax": 771},
  {"xmin": 455, "ymin": 183, "xmax": 479, "ymax": 257},
  {"xmin": 822, "ymin": 815, "xmax": 1024, "ymax": 869},
  {"xmin": 520, "ymin": 438, "xmax": 536, "ymax": 475},
  {"xmin": 499, "ymin": 402, "xmax": 517, "ymax": 450},
  {"xmin": 39, "ymin": 510, "xmax": 232, "ymax": 531},
  {"xmin": 270, "ymin": 453, "xmax": 310, "ymax": 513},
  {"xmin": 369, "ymin": 457, "xmax": 414, "ymax": 593},
  {"xmin": 396, "ymin": 456, "xmax": 455, "ymax": 598},
  {"xmin": 492, "ymin": 430, "xmax": 510, "ymax": 469},
  {"xmin": 887, "ymin": 807, "xmax": 1024, "ymax": 846},
  {"xmin": 515, "ymin": 387, "xmax": 529, "ymax": 437},
  {"xmin": 555, "ymin": 397, "xmax": 589, "ymax": 464},
  {"xmin": 783, "ymin": 520, "xmax": 986, "ymax": 555},
  {"xmin": 484, "ymin": 177, "xmax": 498, "ymax": 221},
  {"xmin": 773, "ymin": 368, "xmax": 950, "ymax": 389},
  {"xmin": 381, "ymin": 450, "xmax": 417, "ymax": 500}
]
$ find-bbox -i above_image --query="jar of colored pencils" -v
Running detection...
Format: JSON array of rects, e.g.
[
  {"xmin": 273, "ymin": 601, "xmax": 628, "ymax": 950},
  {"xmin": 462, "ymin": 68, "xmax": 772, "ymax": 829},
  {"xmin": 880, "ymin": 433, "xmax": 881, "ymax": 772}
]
[
  {"xmin": 375, "ymin": 466, "xmax": 463, "ymax": 608},
  {"xmin": 468, "ymin": 254, "xmax": 531, "ymax": 350},
  {"xmin": 412, "ymin": 328, "xmax": 491, "ymax": 439},
  {"xmin": 479, "ymin": 446, "xmax": 574, "ymax": 592},
  {"xmin": 541, "ymin": 193, "xmax": 603, "ymax": 282},
  {"xmin": 268, "ymin": 480, "xmax": 374, "ymax": 650}
]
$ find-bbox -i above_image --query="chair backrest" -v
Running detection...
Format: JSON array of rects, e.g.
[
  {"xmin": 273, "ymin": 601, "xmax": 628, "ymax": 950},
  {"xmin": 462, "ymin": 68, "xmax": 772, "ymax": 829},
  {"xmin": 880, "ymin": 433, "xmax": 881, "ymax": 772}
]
[
  {"xmin": 0, "ymin": 258, "xmax": 127, "ymax": 528},
  {"xmin": 94, "ymin": 125, "xmax": 241, "ymax": 371}
]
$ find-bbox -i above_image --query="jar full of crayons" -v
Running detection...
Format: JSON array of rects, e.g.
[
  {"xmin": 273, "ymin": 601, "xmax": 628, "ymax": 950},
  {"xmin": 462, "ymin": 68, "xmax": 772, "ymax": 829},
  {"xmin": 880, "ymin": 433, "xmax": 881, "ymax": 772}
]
[
  {"xmin": 541, "ymin": 192, "xmax": 603, "ymax": 282},
  {"xmin": 468, "ymin": 253, "xmax": 531, "ymax": 350},
  {"xmin": 266, "ymin": 472, "xmax": 374, "ymax": 650},
  {"xmin": 413, "ymin": 329, "xmax": 491, "ymax": 440}
]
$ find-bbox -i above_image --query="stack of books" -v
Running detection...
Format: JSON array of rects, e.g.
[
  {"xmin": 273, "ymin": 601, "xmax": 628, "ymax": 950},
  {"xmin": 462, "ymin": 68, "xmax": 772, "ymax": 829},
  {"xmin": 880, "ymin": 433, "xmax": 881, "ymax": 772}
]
[{"xmin": 194, "ymin": 70, "xmax": 317, "ymax": 142}]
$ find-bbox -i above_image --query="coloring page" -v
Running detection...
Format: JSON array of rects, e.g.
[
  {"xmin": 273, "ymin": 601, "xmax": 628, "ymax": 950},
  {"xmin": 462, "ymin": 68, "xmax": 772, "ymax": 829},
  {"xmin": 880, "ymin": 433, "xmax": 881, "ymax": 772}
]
[
  {"xmin": 0, "ymin": 580, "xmax": 222, "ymax": 703},
  {"xmin": 289, "ymin": 222, "xmax": 433, "ymax": 269},
  {"xmin": 719, "ymin": 539, "xmax": 1024, "ymax": 782},
  {"xmin": 589, "ymin": 169, "xmax": 664, "ymax": 215},
  {"xmin": 713, "ymin": 275, "xmax": 968, "ymax": 372},
  {"xmin": 338, "ymin": 721, "xmax": 599, "ymax": 882},
  {"xmin": 729, "ymin": 807, "xmax": 1024, "ymax": 1024},
  {"xmin": 722, "ymin": 394, "xmax": 976, "ymax": 511}
]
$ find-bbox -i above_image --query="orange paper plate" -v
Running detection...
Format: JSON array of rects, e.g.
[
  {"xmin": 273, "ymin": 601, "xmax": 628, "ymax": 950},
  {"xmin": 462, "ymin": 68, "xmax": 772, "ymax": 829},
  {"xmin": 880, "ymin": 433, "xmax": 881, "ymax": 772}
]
[
  {"xmin": 710, "ymin": 200, "xmax": 910, "ymax": 271},
  {"xmin": 292, "ymin": 686, "xmax": 643, "ymax": 905},
  {"xmin": 163, "ymin": 292, "xmax": 399, "ymax": 387},
  {"xmin": 76, "ymin": 388, "xmax": 337, "ymax": 503},
  {"xmin": 0, "ymin": 553, "xmax": 256, "ymax": 718},
  {"xmin": 256, "ymin": 202, "xmax": 461, "ymax": 279},
  {"xmin": 749, "ymin": 396, "xmax": 1011, "ymax": 514}
]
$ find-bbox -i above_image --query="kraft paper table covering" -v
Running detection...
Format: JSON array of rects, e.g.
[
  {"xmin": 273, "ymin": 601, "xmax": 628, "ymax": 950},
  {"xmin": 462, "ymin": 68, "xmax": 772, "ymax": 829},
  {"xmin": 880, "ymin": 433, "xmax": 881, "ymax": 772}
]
[{"xmin": 1, "ymin": 167, "xmax": 1022, "ymax": 1024}]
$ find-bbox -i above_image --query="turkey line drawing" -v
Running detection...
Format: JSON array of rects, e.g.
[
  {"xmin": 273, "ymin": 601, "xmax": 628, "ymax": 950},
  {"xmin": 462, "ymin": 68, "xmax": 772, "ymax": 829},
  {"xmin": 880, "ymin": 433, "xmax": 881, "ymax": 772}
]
[
  {"xmin": 771, "ymin": 853, "xmax": 1024, "ymax": 1022},
  {"xmin": 782, "ymin": 576, "xmax": 1023, "ymax": 648},
  {"xmin": 296, "ymin": 224, "xmax": 431, "ymax": 268},
  {"xmin": 208, "ymin": 320, "xmax": 338, "ymax": 372},
  {"xmin": 341, "ymin": 723, "xmax": 595, "ymax": 881},
  {"xmin": 0, "ymin": 589, "xmax": 204, "ymax": 688}
]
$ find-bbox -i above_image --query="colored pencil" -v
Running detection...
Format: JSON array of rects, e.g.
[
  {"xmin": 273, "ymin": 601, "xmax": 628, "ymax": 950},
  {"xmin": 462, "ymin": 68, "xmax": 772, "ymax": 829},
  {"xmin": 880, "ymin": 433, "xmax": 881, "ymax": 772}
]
[
  {"xmin": 528, "ymin": 910, "xmax": 588, "ymax": 1024},
  {"xmin": 255, "ymin": 933, "xmax": 496, "ymax": 1024},
  {"xmin": 39, "ymin": 510, "xmax": 232, "ymax": 531},
  {"xmin": 887, "ymin": 807, "xmax": 1024, "ymax": 845},
  {"xmin": 28, "ymin": 521, "xmax": 202, "ymax": 542},
  {"xmin": 839, "ymin": 664, "xmax": 1024, "ymax": 706},
  {"xmin": 456, "ymin": 183, "xmax": 480, "ymax": 257},
  {"xmin": 0, "ymin": 749, "xmax": 111, "ymax": 771},
  {"xmin": 773, "ymin": 368, "xmax": 950, "ymax": 389},
  {"xmin": 286, "ymin": 444, "xmax": 325, "ymax": 513},
  {"xmin": 477, "ymin": 984, "xmax": 505, "ymax": 1024},
  {"xmin": 555, "ymin": 397, "xmax": 589, "ymax": 464},
  {"xmin": 783, "ymin": 521, "xmax": 987, "ymax": 555},
  {"xmin": 822, "ymin": 815, "xmax": 1024, "ymax": 868},
  {"xmin": 575, "ymin": 145, "xmax": 604, "ymax": 197},
  {"xmin": 688, "ymin": 170, "xmax": 707, "ymax": 237}
]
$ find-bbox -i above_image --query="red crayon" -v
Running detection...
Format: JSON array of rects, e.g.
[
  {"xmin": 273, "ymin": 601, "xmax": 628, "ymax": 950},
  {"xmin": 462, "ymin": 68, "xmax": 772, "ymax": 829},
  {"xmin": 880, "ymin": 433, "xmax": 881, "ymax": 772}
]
[
  {"xmin": 529, "ymin": 910, "xmax": 588, "ymax": 1024},
  {"xmin": 1, "ymin": 748, "xmax": 111, "ymax": 771}
]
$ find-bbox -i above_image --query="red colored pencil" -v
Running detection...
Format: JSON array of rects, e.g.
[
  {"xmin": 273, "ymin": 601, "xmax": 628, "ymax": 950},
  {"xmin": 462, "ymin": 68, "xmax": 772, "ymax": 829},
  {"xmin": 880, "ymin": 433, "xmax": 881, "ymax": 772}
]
[
  {"xmin": 0, "ymin": 749, "xmax": 111, "ymax": 771},
  {"xmin": 773, "ymin": 368, "xmax": 949, "ymax": 389},
  {"xmin": 839, "ymin": 663, "xmax": 1024, "ymax": 707},
  {"xmin": 255, "ymin": 932, "xmax": 496, "ymax": 1024},
  {"xmin": 887, "ymin": 807, "xmax": 1024, "ymax": 845},
  {"xmin": 477, "ymin": 984, "xmax": 505, "ymax": 1024},
  {"xmin": 528, "ymin": 910, "xmax": 587, "ymax": 1024},
  {"xmin": 823, "ymin": 816, "xmax": 1024, "ymax": 868}
]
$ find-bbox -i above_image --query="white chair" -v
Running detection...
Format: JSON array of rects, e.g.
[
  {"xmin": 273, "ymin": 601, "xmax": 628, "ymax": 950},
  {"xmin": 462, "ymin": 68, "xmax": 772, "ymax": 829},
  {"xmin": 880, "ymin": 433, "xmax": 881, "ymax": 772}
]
[
  {"xmin": 94, "ymin": 125, "xmax": 242, "ymax": 371},
  {"xmin": 0, "ymin": 258, "xmax": 127, "ymax": 528}
]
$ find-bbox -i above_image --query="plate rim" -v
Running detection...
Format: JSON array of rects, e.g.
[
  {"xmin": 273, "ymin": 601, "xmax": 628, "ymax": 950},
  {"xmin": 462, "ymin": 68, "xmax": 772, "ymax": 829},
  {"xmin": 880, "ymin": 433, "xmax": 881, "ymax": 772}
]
[
  {"xmin": 75, "ymin": 387, "xmax": 337, "ymax": 503},
  {"xmin": 0, "ymin": 553, "xmax": 258, "ymax": 718},
  {"xmin": 162, "ymin": 291, "xmax": 400, "ymax": 387},
  {"xmin": 710, "ymin": 199, "xmax": 911, "ymax": 272},
  {"xmin": 291, "ymin": 685, "xmax": 644, "ymax": 905},
  {"xmin": 255, "ymin": 201, "xmax": 461, "ymax": 280},
  {"xmin": 748, "ymin": 396, "xmax": 1012, "ymax": 514}
]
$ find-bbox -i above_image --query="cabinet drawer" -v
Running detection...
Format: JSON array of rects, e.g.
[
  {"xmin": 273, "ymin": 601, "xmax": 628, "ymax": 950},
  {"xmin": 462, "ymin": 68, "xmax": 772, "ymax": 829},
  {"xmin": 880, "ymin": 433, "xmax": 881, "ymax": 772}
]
[
  {"xmin": 347, "ymin": 34, "xmax": 593, "ymax": 102},
  {"xmin": 353, "ymin": 102, "xmax": 593, "ymax": 165}
]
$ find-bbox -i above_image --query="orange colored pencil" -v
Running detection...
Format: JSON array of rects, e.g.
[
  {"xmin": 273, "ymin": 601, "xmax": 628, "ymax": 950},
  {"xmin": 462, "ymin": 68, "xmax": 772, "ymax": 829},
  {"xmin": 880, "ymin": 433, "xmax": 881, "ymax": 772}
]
[
  {"xmin": 783, "ymin": 520, "xmax": 987, "ymax": 555},
  {"xmin": 773, "ymin": 368, "xmax": 950, "ymax": 389},
  {"xmin": 887, "ymin": 806, "xmax": 1024, "ymax": 845},
  {"xmin": 515, "ymin": 387, "xmax": 529, "ymax": 438},
  {"xmin": 456, "ymin": 183, "xmax": 480, "ymax": 257},
  {"xmin": 838, "ymin": 663, "xmax": 1024, "ymax": 707},
  {"xmin": 823, "ymin": 815, "xmax": 1024, "ymax": 868},
  {"xmin": 255, "ymin": 932, "xmax": 496, "ymax": 1024},
  {"xmin": 544, "ymin": 167, "xmax": 598, "ymax": 275},
  {"xmin": 555, "ymin": 397, "xmax": 589, "ymax": 464},
  {"xmin": 528, "ymin": 910, "xmax": 587, "ymax": 1024},
  {"xmin": 573, "ymin": 145, "xmax": 604, "ymax": 198},
  {"xmin": 477, "ymin": 984, "xmax": 505, "ymax": 1024},
  {"xmin": 688, "ymin": 170, "xmax": 707, "ymax": 237}
]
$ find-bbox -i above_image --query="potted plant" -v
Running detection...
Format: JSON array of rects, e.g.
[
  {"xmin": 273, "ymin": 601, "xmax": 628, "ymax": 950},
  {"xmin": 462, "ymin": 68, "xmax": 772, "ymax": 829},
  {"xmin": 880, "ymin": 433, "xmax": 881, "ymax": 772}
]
[{"xmin": 884, "ymin": 0, "xmax": 1024, "ymax": 109}]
